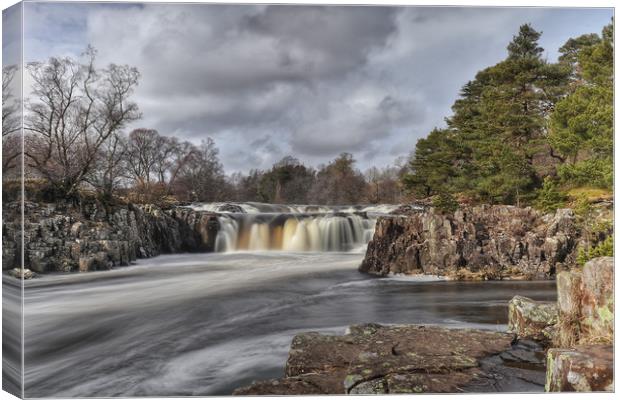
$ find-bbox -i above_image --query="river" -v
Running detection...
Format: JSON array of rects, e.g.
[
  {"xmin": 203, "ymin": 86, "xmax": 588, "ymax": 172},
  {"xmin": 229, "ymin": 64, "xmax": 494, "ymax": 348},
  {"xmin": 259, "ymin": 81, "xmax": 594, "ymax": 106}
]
[{"xmin": 4, "ymin": 203, "xmax": 557, "ymax": 396}]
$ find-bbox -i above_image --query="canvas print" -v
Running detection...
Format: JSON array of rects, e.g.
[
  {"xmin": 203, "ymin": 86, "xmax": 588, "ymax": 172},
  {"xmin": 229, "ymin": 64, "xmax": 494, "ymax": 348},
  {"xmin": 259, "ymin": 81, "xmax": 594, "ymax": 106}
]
[{"xmin": 1, "ymin": 1, "xmax": 615, "ymax": 397}]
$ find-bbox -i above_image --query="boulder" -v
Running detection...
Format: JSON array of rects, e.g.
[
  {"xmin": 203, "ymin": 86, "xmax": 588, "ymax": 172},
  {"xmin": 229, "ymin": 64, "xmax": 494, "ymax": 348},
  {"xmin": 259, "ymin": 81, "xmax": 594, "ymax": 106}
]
[
  {"xmin": 545, "ymin": 345, "xmax": 613, "ymax": 392},
  {"xmin": 580, "ymin": 257, "xmax": 614, "ymax": 342},
  {"xmin": 555, "ymin": 257, "xmax": 614, "ymax": 347},
  {"xmin": 7, "ymin": 268, "xmax": 35, "ymax": 280},
  {"xmin": 508, "ymin": 296, "xmax": 558, "ymax": 342},
  {"xmin": 234, "ymin": 324, "xmax": 547, "ymax": 395}
]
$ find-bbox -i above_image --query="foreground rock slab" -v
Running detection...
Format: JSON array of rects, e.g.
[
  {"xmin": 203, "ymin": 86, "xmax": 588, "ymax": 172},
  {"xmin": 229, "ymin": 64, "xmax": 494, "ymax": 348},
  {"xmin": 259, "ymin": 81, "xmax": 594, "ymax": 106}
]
[
  {"xmin": 234, "ymin": 324, "xmax": 548, "ymax": 395},
  {"xmin": 546, "ymin": 345, "xmax": 613, "ymax": 392}
]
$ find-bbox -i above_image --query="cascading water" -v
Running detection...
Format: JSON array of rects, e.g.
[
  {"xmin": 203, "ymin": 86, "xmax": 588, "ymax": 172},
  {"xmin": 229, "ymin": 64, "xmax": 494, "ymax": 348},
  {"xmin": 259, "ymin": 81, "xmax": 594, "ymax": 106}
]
[{"xmin": 190, "ymin": 202, "xmax": 398, "ymax": 253}]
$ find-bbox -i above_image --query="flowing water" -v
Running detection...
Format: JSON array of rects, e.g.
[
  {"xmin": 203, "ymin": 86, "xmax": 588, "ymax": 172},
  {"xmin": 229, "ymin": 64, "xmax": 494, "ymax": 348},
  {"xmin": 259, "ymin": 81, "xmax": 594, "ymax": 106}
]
[
  {"xmin": 190, "ymin": 202, "xmax": 402, "ymax": 252},
  {"xmin": 4, "ymin": 203, "xmax": 557, "ymax": 397}
]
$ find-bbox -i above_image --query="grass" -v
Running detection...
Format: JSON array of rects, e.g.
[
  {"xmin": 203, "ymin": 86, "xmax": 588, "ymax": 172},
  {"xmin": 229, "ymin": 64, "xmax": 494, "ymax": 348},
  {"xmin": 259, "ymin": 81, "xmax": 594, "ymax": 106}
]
[{"xmin": 565, "ymin": 186, "xmax": 613, "ymax": 202}]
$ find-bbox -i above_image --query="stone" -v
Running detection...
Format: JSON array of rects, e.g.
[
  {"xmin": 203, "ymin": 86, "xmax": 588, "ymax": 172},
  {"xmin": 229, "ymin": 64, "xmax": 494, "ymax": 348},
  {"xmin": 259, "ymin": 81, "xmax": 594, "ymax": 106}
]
[
  {"xmin": 70, "ymin": 221, "xmax": 84, "ymax": 236},
  {"xmin": 545, "ymin": 345, "xmax": 613, "ymax": 392},
  {"xmin": 508, "ymin": 295, "xmax": 558, "ymax": 342},
  {"xmin": 580, "ymin": 257, "xmax": 614, "ymax": 342},
  {"xmin": 554, "ymin": 257, "xmax": 614, "ymax": 347},
  {"xmin": 556, "ymin": 271, "xmax": 582, "ymax": 316},
  {"xmin": 234, "ymin": 324, "xmax": 546, "ymax": 395},
  {"xmin": 7, "ymin": 268, "xmax": 35, "ymax": 279}
]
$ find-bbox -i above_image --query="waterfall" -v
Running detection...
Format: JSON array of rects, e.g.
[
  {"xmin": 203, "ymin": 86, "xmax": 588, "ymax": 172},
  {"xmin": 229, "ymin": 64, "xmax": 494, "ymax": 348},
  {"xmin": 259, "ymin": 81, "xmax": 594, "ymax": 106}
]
[
  {"xmin": 187, "ymin": 202, "xmax": 403, "ymax": 253},
  {"xmin": 213, "ymin": 212, "xmax": 381, "ymax": 253}
]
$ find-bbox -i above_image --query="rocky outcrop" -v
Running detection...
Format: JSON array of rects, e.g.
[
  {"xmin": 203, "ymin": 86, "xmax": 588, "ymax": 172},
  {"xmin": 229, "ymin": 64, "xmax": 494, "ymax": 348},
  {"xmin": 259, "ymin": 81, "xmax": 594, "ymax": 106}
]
[
  {"xmin": 546, "ymin": 345, "xmax": 613, "ymax": 392},
  {"xmin": 2, "ymin": 201, "xmax": 220, "ymax": 273},
  {"xmin": 360, "ymin": 205, "xmax": 579, "ymax": 279},
  {"xmin": 554, "ymin": 256, "xmax": 614, "ymax": 347},
  {"xmin": 507, "ymin": 257, "xmax": 613, "ymax": 392},
  {"xmin": 508, "ymin": 296, "xmax": 558, "ymax": 342},
  {"xmin": 234, "ymin": 324, "xmax": 549, "ymax": 395}
]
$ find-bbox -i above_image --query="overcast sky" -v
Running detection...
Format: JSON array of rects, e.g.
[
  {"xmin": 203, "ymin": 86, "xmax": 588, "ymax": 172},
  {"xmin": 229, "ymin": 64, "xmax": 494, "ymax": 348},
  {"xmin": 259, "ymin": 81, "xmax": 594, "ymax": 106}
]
[{"xmin": 4, "ymin": 2, "xmax": 613, "ymax": 173}]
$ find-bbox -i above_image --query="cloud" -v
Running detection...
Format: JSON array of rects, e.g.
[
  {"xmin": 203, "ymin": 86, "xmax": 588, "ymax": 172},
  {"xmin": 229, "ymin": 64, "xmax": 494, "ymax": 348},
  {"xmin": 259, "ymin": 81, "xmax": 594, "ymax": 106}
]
[{"xmin": 22, "ymin": 3, "xmax": 613, "ymax": 173}]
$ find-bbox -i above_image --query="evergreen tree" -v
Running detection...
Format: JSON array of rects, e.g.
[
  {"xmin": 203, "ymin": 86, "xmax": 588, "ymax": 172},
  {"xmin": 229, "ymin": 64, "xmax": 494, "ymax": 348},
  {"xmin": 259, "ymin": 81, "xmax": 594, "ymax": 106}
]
[
  {"xmin": 549, "ymin": 22, "xmax": 613, "ymax": 190},
  {"xmin": 401, "ymin": 21, "xmax": 611, "ymax": 205},
  {"xmin": 402, "ymin": 129, "xmax": 459, "ymax": 197}
]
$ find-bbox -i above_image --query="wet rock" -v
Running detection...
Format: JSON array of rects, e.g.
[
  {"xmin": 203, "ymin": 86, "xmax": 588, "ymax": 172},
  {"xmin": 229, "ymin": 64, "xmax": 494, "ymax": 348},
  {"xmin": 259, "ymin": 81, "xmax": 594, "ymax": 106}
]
[
  {"xmin": 508, "ymin": 296, "xmax": 558, "ymax": 342},
  {"xmin": 360, "ymin": 206, "xmax": 578, "ymax": 279},
  {"xmin": 234, "ymin": 324, "xmax": 544, "ymax": 395},
  {"xmin": 217, "ymin": 203, "xmax": 245, "ymax": 213},
  {"xmin": 545, "ymin": 345, "xmax": 613, "ymax": 392},
  {"xmin": 7, "ymin": 268, "xmax": 35, "ymax": 279}
]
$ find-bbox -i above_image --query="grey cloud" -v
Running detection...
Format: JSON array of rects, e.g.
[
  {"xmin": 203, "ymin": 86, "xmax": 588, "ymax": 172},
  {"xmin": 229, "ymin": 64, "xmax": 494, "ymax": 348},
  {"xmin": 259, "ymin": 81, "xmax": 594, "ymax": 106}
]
[{"xmin": 21, "ymin": 3, "xmax": 613, "ymax": 173}]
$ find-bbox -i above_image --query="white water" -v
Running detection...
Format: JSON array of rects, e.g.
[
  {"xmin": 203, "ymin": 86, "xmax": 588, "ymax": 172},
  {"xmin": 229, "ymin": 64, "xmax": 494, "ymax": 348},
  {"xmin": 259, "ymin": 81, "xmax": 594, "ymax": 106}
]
[
  {"xmin": 190, "ymin": 202, "xmax": 400, "ymax": 253},
  {"xmin": 188, "ymin": 202, "xmax": 401, "ymax": 215}
]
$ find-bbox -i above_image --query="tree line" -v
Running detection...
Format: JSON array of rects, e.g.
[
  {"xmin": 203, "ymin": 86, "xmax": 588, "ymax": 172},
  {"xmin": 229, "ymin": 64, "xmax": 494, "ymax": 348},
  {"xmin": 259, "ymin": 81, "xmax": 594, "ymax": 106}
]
[
  {"xmin": 2, "ymin": 22, "xmax": 613, "ymax": 207},
  {"xmin": 2, "ymin": 48, "xmax": 404, "ymax": 205},
  {"xmin": 402, "ymin": 22, "xmax": 613, "ymax": 211}
]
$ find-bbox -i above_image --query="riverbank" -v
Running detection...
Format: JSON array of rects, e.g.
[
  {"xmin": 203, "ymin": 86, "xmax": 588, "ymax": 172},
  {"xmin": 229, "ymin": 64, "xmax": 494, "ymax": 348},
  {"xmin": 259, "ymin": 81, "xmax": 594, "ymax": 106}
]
[
  {"xmin": 2, "ymin": 201, "xmax": 219, "ymax": 273},
  {"xmin": 4, "ymin": 200, "xmax": 607, "ymax": 279},
  {"xmin": 233, "ymin": 257, "xmax": 613, "ymax": 395},
  {"xmin": 361, "ymin": 204, "xmax": 612, "ymax": 280}
]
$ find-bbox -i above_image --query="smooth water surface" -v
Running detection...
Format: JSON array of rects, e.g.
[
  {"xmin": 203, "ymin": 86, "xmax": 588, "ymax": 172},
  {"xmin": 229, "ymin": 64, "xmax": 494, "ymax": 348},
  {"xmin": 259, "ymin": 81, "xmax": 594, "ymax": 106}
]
[{"xmin": 11, "ymin": 251, "xmax": 556, "ymax": 396}]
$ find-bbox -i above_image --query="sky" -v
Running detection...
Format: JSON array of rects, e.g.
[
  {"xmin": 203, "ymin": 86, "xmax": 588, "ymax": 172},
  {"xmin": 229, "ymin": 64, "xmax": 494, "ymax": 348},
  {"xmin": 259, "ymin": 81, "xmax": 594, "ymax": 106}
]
[{"xmin": 4, "ymin": 2, "xmax": 614, "ymax": 174}]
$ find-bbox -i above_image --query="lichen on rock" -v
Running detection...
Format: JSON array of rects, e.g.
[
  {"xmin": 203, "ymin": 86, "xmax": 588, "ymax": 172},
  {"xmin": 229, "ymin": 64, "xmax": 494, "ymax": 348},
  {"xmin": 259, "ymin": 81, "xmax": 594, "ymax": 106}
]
[{"xmin": 508, "ymin": 295, "xmax": 558, "ymax": 342}]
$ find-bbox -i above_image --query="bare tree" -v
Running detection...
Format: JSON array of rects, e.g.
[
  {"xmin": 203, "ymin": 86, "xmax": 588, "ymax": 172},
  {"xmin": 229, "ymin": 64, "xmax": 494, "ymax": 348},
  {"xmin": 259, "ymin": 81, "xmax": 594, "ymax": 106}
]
[
  {"xmin": 125, "ymin": 128, "xmax": 161, "ymax": 187},
  {"xmin": 172, "ymin": 138, "xmax": 227, "ymax": 201},
  {"xmin": 86, "ymin": 131, "xmax": 128, "ymax": 201},
  {"xmin": 2, "ymin": 65, "xmax": 21, "ymax": 172},
  {"xmin": 24, "ymin": 47, "xmax": 140, "ymax": 198}
]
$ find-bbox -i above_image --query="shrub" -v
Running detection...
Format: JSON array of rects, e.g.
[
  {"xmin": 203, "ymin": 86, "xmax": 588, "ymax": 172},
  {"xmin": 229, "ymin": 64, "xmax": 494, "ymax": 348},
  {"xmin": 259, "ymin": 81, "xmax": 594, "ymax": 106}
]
[
  {"xmin": 558, "ymin": 158, "xmax": 613, "ymax": 190},
  {"xmin": 535, "ymin": 177, "xmax": 567, "ymax": 213},
  {"xmin": 432, "ymin": 191, "xmax": 459, "ymax": 214},
  {"xmin": 577, "ymin": 235, "xmax": 614, "ymax": 266}
]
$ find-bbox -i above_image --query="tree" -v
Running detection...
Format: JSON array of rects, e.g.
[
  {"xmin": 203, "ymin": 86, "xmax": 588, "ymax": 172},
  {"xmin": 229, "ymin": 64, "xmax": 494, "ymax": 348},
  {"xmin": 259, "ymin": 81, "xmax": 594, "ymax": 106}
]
[
  {"xmin": 86, "ymin": 132, "xmax": 128, "ymax": 202},
  {"xmin": 366, "ymin": 165, "xmax": 402, "ymax": 204},
  {"xmin": 173, "ymin": 138, "xmax": 228, "ymax": 202},
  {"xmin": 549, "ymin": 22, "xmax": 613, "ymax": 190},
  {"xmin": 24, "ymin": 47, "xmax": 141, "ymax": 199},
  {"xmin": 402, "ymin": 129, "xmax": 459, "ymax": 198},
  {"xmin": 258, "ymin": 156, "xmax": 315, "ymax": 203},
  {"xmin": 230, "ymin": 169, "xmax": 265, "ymax": 202},
  {"xmin": 125, "ymin": 128, "xmax": 162, "ymax": 187},
  {"xmin": 309, "ymin": 153, "xmax": 367, "ymax": 204},
  {"xmin": 534, "ymin": 177, "xmax": 567, "ymax": 213},
  {"xmin": 2, "ymin": 65, "xmax": 21, "ymax": 173},
  {"xmin": 507, "ymin": 24, "xmax": 543, "ymax": 59},
  {"xmin": 403, "ymin": 23, "xmax": 570, "ymax": 204}
]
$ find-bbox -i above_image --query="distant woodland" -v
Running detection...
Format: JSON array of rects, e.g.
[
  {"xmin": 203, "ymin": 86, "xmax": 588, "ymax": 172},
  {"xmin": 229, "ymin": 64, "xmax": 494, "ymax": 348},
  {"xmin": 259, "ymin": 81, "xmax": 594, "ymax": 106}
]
[{"xmin": 2, "ymin": 21, "xmax": 613, "ymax": 209}]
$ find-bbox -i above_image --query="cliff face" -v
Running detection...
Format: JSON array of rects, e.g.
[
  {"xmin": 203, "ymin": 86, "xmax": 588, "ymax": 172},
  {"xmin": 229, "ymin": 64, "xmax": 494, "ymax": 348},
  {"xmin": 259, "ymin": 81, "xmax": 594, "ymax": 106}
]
[
  {"xmin": 360, "ymin": 205, "xmax": 579, "ymax": 279},
  {"xmin": 2, "ymin": 202, "xmax": 219, "ymax": 273}
]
